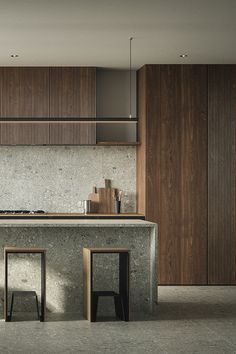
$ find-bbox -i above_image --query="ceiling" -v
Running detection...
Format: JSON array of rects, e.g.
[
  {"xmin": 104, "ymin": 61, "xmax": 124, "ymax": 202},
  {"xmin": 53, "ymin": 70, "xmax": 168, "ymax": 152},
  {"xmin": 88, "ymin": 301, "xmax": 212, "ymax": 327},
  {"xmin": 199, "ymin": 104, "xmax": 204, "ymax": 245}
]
[{"xmin": 0, "ymin": 0, "xmax": 235, "ymax": 69}]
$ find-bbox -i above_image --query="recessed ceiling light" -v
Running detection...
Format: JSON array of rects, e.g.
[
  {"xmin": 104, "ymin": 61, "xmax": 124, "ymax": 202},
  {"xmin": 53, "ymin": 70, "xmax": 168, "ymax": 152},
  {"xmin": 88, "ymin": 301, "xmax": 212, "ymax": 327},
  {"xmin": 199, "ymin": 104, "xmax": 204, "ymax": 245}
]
[
  {"xmin": 180, "ymin": 54, "xmax": 188, "ymax": 58},
  {"xmin": 10, "ymin": 54, "xmax": 19, "ymax": 58}
]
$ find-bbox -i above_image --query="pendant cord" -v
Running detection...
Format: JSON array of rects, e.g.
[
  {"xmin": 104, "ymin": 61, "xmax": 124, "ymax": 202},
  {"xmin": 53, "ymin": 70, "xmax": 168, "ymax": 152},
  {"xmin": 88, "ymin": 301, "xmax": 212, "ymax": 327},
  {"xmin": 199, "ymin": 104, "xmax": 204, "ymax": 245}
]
[{"xmin": 129, "ymin": 37, "xmax": 133, "ymax": 119}]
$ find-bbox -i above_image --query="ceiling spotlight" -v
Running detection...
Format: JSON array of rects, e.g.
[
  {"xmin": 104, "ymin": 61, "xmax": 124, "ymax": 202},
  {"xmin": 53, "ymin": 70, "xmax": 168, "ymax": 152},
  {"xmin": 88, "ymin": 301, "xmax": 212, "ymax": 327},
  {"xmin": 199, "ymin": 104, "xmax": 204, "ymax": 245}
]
[
  {"xmin": 180, "ymin": 54, "xmax": 188, "ymax": 58},
  {"xmin": 10, "ymin": 54, "xmax": 19, "ymax": 58}
]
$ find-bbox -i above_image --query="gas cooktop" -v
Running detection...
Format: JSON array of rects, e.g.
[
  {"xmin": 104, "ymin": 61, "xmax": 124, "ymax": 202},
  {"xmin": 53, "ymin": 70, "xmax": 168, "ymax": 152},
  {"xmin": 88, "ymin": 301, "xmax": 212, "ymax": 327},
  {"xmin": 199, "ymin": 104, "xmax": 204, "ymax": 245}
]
[{"xmin": 0, "ymin": 210, "xmax": 45, "ymax": 214}]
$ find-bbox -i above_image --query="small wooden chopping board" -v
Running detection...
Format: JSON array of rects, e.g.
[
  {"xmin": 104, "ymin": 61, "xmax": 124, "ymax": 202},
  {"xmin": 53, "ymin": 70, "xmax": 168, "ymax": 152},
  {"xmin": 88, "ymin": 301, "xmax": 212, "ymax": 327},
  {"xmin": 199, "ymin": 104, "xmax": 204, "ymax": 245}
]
[
  {"xmin": 88, "ymin": 186, "xmax": 100, "ymax": 213},
  {"xmin": 88, "ymin": 179, "xmax": 117, "ymax": 213}
]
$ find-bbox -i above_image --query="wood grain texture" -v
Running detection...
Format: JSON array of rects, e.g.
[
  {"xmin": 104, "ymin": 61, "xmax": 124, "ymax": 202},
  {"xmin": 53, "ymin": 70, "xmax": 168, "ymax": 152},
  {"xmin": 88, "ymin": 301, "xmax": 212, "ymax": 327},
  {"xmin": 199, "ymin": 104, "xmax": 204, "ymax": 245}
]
[
  {"xmin": 136, "ymin": 66, "xmax": 147, "ymax": 215},
  {"xmin": 0, "ymin": 122, "xmax": 49, "ymax": 145},
  {"xmin": 88, "ymin": 181, "xmax": 117, "ymax": 213},
  {"xmin": 4, "ymin": 247, "xmax": 46, "ymax": 253},
  {"xmin": 83, "ymin": 248, "xmax": 92, "ymax": 320},
  {"xmin": 145, "ymin": 65, "xmax": 161, "ymax": 232},
  {"xmin": 49, "ymin": 67, "xmax": 96, "ymax": 118},
  {"xmin": 49, "ymin": 122, "xmax": 96, "ymax": 144},
  {"xmin": 0, "ymin": 67, "xmax": 49, "ymax": 117},
  {"xmin": 137, "ymin": 65, "xmax": 208, "ymax": 284},
  {"xmin": 84, "ymin": 248, "xmax": 130, "ymax": 253},
  {"xmin": 179, "ymin": 65, "xmax": 208, "ymax": 284},
  {"xmin": 208, "ymin": 65, "xmax": 236, "ymax": 284}
]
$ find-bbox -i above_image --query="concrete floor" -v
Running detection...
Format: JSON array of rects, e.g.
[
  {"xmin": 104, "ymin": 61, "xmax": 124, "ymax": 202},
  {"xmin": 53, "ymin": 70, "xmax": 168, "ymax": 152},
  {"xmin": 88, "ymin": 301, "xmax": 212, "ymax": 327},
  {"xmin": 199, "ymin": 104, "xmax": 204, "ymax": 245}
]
[{"xmin": 0, "ymin": 286, "xmax": 236, "ymax": 354}]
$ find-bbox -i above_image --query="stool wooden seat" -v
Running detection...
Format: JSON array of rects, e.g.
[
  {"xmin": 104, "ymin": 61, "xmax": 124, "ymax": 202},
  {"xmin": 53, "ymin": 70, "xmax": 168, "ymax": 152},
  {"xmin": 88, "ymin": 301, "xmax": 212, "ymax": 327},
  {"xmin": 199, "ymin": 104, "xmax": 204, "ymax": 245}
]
[
  {"xmin": 4, "ymin": 247, "xmax": 46, "ymax": 322},
  {"xmin": 83, "ymin": 248, "xmax": 130, "ymax": 322}
]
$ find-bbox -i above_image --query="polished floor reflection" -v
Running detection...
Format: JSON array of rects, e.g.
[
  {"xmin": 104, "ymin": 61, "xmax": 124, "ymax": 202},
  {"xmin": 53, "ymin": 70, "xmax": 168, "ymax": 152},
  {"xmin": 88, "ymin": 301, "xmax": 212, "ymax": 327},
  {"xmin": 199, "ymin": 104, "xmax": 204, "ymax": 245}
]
[{"xmin": 0, "ymin": 286, "xmax": 235, "ymax": 353}]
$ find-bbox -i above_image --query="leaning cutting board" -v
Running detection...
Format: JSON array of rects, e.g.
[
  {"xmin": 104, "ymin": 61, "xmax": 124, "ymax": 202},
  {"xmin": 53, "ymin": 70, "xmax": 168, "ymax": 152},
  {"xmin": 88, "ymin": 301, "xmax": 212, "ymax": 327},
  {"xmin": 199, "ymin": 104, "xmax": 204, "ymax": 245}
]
[
  {"xmin": 88, "ymin": 179, "xmax": 117, "ymax": 213},
  {"xmin": 88, "ymin": 186, "xmax": 100, "ymax": 213}
]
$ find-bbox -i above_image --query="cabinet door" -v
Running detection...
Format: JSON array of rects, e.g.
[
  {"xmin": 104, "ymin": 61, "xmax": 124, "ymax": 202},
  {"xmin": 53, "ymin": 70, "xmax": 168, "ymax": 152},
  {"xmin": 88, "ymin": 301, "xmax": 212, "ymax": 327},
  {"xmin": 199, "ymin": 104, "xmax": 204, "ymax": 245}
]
[
  {"xmin": 49, "ymin": 67, "xmax": 96, "ymax": 118},
  {"xmin": 0, "ymin": 123, "xmax": 49, "ymax": 145},
  {"xmin": 0, "ymin": 67, "xmax": 49, "ymax": 118},
  {"xmin": 208, "ymin": 65, "xmax": 236, "ymax": 284},
  {"xmin": 137, "ymin": 65, "xmax": 208, "ymax": 285},
  {"xmin": 49, "ymin": 122, "xmax": 96, "ymax": 145}
]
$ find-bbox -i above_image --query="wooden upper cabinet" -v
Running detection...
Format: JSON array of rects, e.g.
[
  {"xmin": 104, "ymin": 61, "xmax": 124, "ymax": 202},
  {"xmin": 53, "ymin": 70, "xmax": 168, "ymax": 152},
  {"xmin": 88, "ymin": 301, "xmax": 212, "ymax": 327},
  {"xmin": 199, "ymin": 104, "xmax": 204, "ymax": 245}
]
[
  {"xmin": 49, "ymin": 67, "xmax": 96, "ymax": 118},
  {"xmin": 0, "ymin": 67, "xmax": 49, "ymax": 118},
  {"xmin": 49, "ymin": 122, "xmax": 96, "ymax": 145},
  {"xmin": 0, "ymin": 122, "xmax": 49, "ymax": 145}
]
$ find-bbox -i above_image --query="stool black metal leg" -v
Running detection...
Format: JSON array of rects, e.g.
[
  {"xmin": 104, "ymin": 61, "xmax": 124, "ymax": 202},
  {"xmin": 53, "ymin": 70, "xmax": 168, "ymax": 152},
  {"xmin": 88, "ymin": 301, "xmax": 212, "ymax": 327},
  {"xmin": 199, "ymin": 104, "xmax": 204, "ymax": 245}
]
[
  {"xmin": 9, "ymin": 293, "xmax": 15, "ymax": 321},
  {"xmin": 119, "ymin": 253, "xmax": 130, "ymax": 321},
  {"xmin": 41, "ymin": 252, "xmax": 46, "ymax": 322},
  {"xmin": 4, "ymin": 250, "xmax": 9, "ymax": 322},
  {"xmin": 91, "ymin": 293, "xmax": 99, "ymax": 322},
  {"xmin": 35, "ymin": 294, "xmax": 40, "ymax": 320},
  {"xmin": 114, "ymin": 295, "xmax": 124, "ymax": 320}
]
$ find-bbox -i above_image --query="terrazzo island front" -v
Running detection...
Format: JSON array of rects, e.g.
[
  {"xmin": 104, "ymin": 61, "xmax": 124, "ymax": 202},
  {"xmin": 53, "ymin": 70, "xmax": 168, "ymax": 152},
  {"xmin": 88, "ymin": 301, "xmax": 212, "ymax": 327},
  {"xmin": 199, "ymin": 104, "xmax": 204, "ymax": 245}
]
[{"xmin": 0, "ymin": 219, "xmax": 157, "ymax": 319}]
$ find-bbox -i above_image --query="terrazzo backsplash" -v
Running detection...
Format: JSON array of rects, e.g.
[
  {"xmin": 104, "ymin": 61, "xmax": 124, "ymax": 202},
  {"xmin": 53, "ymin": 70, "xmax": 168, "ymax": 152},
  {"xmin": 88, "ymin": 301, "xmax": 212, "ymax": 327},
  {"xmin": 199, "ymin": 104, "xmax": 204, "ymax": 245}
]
[{"xmin": 0, "ymin": 146, "xmax": 136, "ymax": 213}]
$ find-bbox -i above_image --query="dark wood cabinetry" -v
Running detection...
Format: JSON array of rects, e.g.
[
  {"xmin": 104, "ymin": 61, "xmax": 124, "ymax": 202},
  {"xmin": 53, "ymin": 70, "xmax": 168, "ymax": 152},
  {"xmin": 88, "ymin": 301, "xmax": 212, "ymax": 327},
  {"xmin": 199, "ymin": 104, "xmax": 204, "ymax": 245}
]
[
  {"xmin": 208, "ymin": 65, "xmax": 236, "ymax": 284},
  {"xmin": 137, "ymin": 65, "xmax": 208, "ymax": 284},
  {"xmin": 49, "ymin": 122, "xmax": 96, "ymax": 145},
  {"xmin": 49, "ymin": 67, "xmax": 96, "ymax": 118},
  {"xmin": 0, "ymin": 122, "xmax": 49, "ymax": 145},
  {"xmin": 0, "ymin": 67, "xmax": 97, "ymax": 145},
  {"xmin": 0, "ymin": 67, "xmax": 49, "ymax": 118},
  {"xmin": 137, "ymin": 64, "xmax": 236, "ymax": 285}
]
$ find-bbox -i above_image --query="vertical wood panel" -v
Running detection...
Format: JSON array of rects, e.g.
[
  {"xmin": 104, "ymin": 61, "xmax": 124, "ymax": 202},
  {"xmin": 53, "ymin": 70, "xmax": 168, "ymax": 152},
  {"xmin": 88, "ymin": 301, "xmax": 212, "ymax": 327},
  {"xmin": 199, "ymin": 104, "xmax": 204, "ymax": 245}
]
[
  {"xmin": 137, "ymin": 65, "xmax": 208, "ymax": 284},
  {"xmin": 0, "ymin": 67, "xmax": 49, "ymax": 117},
  {"xmin": 208, "ymin": 65, "xmax": 236, "ymax": 284},
  {"xmin": 146, "ymin": 66, "xmax": 161, "ymax": 223},
  {"xmin": 49, "ymin": 67, "xmax": 96, "ymax": 118},
  {"xmin": 158, "ymin": 65, "xmax": 183, "ymax": 284},
  {"xmin": 136, "ymin": 67, "xmax": 147, "ymax": 214},
  {"xmin": 157, "ymin": 65, "xmax": 208, "ymax": 284},
  {"xmin": 180, "ymin": 65, "xmax": 208, "ymax": 284}
]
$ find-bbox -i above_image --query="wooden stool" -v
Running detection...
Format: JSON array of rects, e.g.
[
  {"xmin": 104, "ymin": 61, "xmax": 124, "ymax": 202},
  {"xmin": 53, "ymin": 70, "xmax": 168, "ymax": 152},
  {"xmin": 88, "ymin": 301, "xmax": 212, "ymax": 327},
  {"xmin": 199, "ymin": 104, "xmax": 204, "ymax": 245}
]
[
  {"xmin": 83, "ymin": 248, "xmax": 130, "ymax": 322},
  {"xmin": 4, "ymin": 247, "xmax": 46, "ymax": 322}
]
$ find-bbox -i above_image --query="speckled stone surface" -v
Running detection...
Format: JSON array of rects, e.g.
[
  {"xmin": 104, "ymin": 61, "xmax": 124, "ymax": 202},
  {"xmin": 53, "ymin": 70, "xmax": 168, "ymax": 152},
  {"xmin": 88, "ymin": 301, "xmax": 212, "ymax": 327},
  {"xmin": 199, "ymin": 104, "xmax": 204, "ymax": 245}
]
[
  {"xmin": 0, "ymin": 221, "xmax": 157, "ymax": 318},
  {"xmin": 0, "ymin": 286, "xmax": 235, "ymax": 354},
  {"xmin": 0, "ymin": 145, "xmax": 136, "ymax": 212},
  {"xmin": 0, "ymin": 219, "xmax": 155, "ymax": 227}
]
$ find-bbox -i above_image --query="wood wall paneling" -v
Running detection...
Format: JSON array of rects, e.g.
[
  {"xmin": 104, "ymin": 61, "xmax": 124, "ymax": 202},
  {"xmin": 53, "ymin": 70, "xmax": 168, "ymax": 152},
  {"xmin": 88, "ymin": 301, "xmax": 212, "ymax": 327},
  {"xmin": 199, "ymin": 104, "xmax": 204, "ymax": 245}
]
[
  {"xmin": 179, "ymin": 65, "xmax": 208, "ymax": 284},
  {"xmin": 136, "ymin": 66, "xmax": 147, "ymax": 215},
  {"xmin": 157, "ymin": 65, "xmax": 183, "ymax": 284},
  {"xmin": 0, "ymin": 67, "xmax": 49, "ymax": 118},
  {"xmin": 49, "ymin": 67, "xmax": 96, "ymax": 118},
  {"xmin": 137, "ymin": 65, "xmax": 208, "ymax": 284},
  {"xmin": 0, "ymin": 123, "xmax": 49, "ymax": 145},
  {"xmin": 49, "ymin": 122, "xmax": 96, "ymax": 145},
  {"xmin": 145, "ymin": 65, "xmax": 161, "ymax": 241},
  {"xmin": 208, "ymin": 65, "xmax": 236, "ymax": 284}
]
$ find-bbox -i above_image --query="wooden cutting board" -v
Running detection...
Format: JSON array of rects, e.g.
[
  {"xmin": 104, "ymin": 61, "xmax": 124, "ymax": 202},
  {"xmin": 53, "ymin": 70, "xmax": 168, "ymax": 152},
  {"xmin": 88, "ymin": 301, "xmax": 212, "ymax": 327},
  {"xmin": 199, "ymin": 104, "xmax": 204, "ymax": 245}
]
[
  {"xmin": 88, "ymin": 179, "xmax": 117, "ymax": 213},
  {"xmin": 88, "ymin": 186, "xmax": 100, "ymax": 213}
]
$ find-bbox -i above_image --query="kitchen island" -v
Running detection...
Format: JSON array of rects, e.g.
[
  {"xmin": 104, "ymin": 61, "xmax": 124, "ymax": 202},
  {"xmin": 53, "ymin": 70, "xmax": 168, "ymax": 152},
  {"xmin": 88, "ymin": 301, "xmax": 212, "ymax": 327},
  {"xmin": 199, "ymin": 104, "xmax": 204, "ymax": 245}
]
[{"xmin": 0, "ymin": 219, "xmax": 157, "ymax": 319}]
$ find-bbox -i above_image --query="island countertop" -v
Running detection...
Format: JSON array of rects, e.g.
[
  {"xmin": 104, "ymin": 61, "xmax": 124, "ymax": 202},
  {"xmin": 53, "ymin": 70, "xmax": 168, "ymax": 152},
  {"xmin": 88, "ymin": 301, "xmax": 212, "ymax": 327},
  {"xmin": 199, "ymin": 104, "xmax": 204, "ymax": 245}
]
[
  {"xmin": 0, "ymin": 218, "xmax": 157, "ymax": 317},
  {"xmin": 0, "ymin": 219, "xmax": 155, "ymax": 228},
  {"xmin": 0, "ymin": 213, "xmax": 145, "ymax": 220}
]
